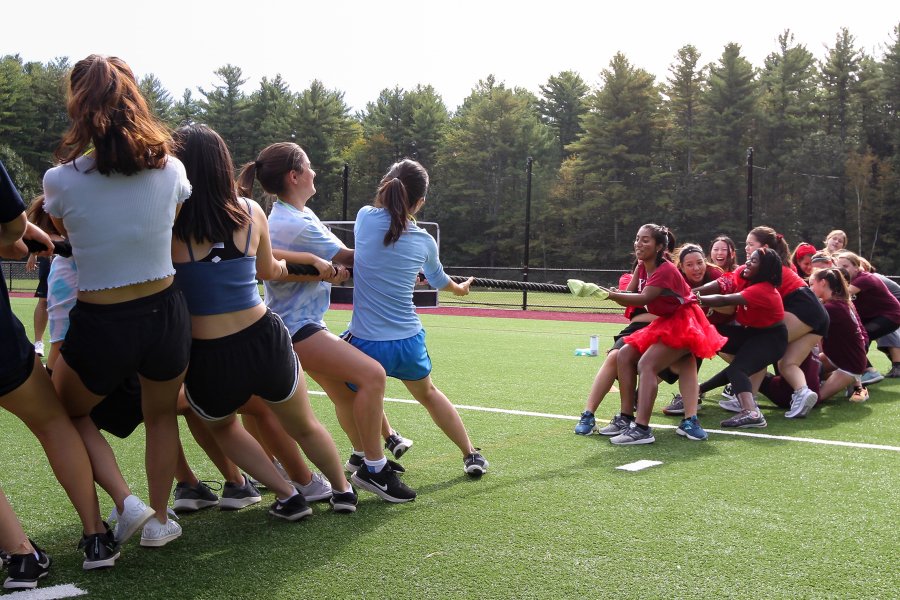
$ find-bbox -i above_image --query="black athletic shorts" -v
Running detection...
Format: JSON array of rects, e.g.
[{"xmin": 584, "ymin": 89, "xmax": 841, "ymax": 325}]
[
  {"xmin": 0, "ymin": 347, "xmax": 36, "ymax": 397},
  {"xmin": 611, "ymin": 321, "xmax": 650, "ymax": 351},
  {"xmin": 784, "ymin": 286, "xmax": 830, "ymax": 337},
  {"xmin": 291, "ymin": 322, "xmax": 327, "ymax": 344},
  {"xmin": 89, "ymin": 375, "xmax": 144, "ymax": 438},
  {"xmin": 34, "ymin": 257, "xmax": 50, "ymax": 298},
  {"xmin": 185, "ymin": 309, "xmax": 299, "ymax": 421},
  {"xmin": 61, "ymin": 285, "xmax": 191, "ymax": 397}
]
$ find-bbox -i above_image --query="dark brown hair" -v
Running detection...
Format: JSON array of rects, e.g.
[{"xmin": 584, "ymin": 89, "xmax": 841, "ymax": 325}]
[
  {"xmin": 749, "ymin": 226, "xmax": 791, "ymax": 267},
  {"xmin": 236, "ymin": 142, "xmax": 306, "ymax": 198},
  {"xmin": 55, "ymin": 55, "xmax": 171, "ymax": 175},
  {"xmin": 812, "ymin": 267, "xmax": 850, "ymax": 302},
  {"xmin": 638, "ymin": 223, "xmax": 676, "ymax": 266},
  {"xmin": 709, "ymin": 235, "xmax": 737, "ymax": 272},
  {"xmin": 172, "ymin": 124, "xmax": 249, "ymax": 244},
  {"xmin": 375, "ymin": 159, "xmax": 429, "ymax": 246},
  {"xmin": 25, "ymin": 195, "xmax": 60, "ymax": 236}
]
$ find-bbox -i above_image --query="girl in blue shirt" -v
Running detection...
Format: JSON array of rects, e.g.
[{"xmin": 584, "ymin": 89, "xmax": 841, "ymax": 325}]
[{"xmin": 346, "ymin": 159, "xmax": 488, "ymax": 482}]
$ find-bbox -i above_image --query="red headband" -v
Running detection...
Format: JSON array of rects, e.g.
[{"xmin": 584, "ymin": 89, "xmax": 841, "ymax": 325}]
[{"xmin": 795, "ymin": 243, "xmax": 816, "ymax": 259}]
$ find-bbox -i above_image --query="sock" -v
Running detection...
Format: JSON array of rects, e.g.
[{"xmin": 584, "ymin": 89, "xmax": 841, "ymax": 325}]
[
  {"xmin": 893, "ymin": 362, "xmax": 900, "ymax": 368},
  {"xmin": 277, "ymin": 487, "xmax": 299, "ymax": 504},
  {"xmin": 364, "ymin": 457, "xmax": 387, "ymax": 473},
  {"xmin": 635, "ymin": 422, "xmax": 650, "ymax": 432},
  {"xmin": 621, "ymin": 412, "xmax": 635, "ymax": 421},
  {"xmin": 351, "ymin": 449, "xmax": 365, "ymax": 458}
]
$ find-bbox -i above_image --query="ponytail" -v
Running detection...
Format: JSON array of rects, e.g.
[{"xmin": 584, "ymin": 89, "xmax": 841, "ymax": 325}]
[
  {"xmin": 236, "ymin": 162, "xmax": 257, "ymax": 198},
  {"xmin": 374, "ymin": 159, "xmax": 430, "ymax": 246},
  {"xmin": 749, "ymin": 226, "xmax": 790, "ymax": 267}
]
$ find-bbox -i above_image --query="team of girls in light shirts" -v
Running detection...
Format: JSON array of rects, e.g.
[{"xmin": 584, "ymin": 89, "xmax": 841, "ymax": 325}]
[
  {"xmin": 575, "ymin": 225, "xmax": 897, "ymax": 443},
  {"xmin": 0, "ymin": 55, "xmax": 486, "ymax": 589}
]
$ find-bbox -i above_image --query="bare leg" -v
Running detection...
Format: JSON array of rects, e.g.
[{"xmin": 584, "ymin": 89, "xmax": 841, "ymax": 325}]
[
  {"xmin": 139, "ymin": 372, "xmax": 186, "ymax": 522},
  {"xmin": 673, "ymin": 354, "xmax": 699, "ymax": 418},
  {"xmin": 242, "ymin": 399, "xmax": 313, "ymax": 485},
  {"xmin": 402, "ymin": 376, "xmax": 475, "ymax": 456},
  {"xmin": 634, "ymin": 344, "xmax": 689, "ymax": 426},
  {"xmin": 585, "ymin": 349, "xmax": 619, "ymax": 413},
  {"xmin": 0, "ymin": 488, "xmax": 34, "ymax": 555},
  {"xmin": 181, "ymin": 406, "xmax": 242, "ymax": 485},
  {"xmin": 616, "ymin": 344, "xmax": 641, "ymax": 415},
  {"xmin": 33, "ymin": 298, "xmax": 48, "ymax": 343}
]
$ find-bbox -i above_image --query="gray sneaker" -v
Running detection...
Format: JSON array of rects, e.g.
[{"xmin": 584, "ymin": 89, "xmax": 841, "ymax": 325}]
[
  {"xmin": 720, "ymin": 410, "xmax": 767, "ymax": 428},
  {"xmin": 785, "ymin": 388, "xmax": 818, "ymax": 419},
  {"xmin": 861, "ymin": 370, "xmax": 884, "ymax": 385},
  {"xmin": 598, "ymin": 413, "xmax": 632, "ymax": 436},
  {"xmin": 220, "ymin": 475, "xmax": 262, "ymax": 510},
  {"xmin": 886, "ymin": 365, "xmax": 900, "ymax": 378},
  {"xmin": 610, "ymin": 421, "xmax": 655, "ymax": 445},
  {"xmin": 662, "ymin": 394, "xmax": 685, "ymax": 416},
  {"xmin": 173, "ymin": 481, "xmax": 220, "ymax": 512},
  {"xmin": 293, "ymin": 472, "xmax": 332, "ymax": 502}
]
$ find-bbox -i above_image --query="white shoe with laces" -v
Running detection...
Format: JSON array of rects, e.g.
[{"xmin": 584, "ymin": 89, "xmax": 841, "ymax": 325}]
[
  {"xmin": 113, "ymin": 495, "xmax": 155, "ymax": 543},
  {"xmin": 140, "ymin": 516, "xmax": 182, "ymax": 547},
  {"xmin": 294, "ymin": 472, "xmax": 332, "ymax": 502},
  {"xmin": 33, "ymin": 341, "xmax": 44, "ymax": 357}
]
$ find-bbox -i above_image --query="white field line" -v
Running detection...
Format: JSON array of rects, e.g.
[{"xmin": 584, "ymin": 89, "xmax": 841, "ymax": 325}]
[
  {"xmin": 5, "ymin": 584, "xmax": 87, "ymax": 599},
  {"xmin": 308, "ymin": 391, "xmax": 900, "ymax": 452}
]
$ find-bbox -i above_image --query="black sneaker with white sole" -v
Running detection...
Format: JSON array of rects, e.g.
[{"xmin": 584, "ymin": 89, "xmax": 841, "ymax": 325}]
[
  {"xmin": 344, "ymin": 454, "xmax": 405, "ymax": 474},
  {"xmin": 351, "ymin": 465, "xmax": 417, "ymax": 503},
  {"xmin": 79, "ymin": 525, "xmax": 120, "ymax": 570},
  {"xmin": 4, "ymin": 541, "xmax": 51, "ymax": 590},
  {"xmin": 463, "ymin": 449, "xmax": 488, "ymax": 476},
  {"xmin": 268, "ymin": 492, "xmax": 313, "ymax": 521},
  {"xmin": 329, "ymin": 488, "xmax": 359, "ymax": 513},
  {"xmin": 385, "ymin": 432, "xmax": 414, "ymax": 459}
]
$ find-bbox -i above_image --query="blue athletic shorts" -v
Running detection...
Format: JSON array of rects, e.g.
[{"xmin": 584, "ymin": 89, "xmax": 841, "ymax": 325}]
[{"xmin": 342, "ymin": 329, "xmax": 432, "ymax": 382}]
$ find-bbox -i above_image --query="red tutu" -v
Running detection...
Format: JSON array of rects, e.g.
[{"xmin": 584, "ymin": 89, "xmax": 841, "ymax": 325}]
[{"xmin": 623, "ymin": 302, "xmax": 727, "ymax": 358}]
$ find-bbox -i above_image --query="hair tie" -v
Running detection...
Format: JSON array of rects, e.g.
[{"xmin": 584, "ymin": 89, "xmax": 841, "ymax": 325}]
[
  {"xmin": 776, "ymin": 233, "xmax": 783, "ymax": 241},
  {"xmin": 254, "ymin": 160, "xmax": 263, "ymax": 170}
]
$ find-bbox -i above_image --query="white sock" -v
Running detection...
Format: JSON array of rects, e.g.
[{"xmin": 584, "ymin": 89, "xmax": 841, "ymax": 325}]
[
  {"xmin": 364, "ymin": 457, "xmax": 387, "ymax": 473},
  {"xmin": 352, "ymin": 449, "xmax": 365, "ymax": 458},
  {"xmin": 277, "ymin": 487, "xmax": 299, "ymax": 504}
]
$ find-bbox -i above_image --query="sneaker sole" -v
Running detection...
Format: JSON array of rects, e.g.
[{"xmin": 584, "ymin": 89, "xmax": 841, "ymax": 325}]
[
  {"xmin": 268, "ymin": 506, "xmax": 313, "ymax": 521},
  {"xmin": 173, "ymin": 499, "xmax": 219, "ymax": 512},
  {"xmin": 219, "ymin": 496, "xmax": 262, "ymax": 511},
  {"xmin": 115, "ymin": 506, "xmax": 156, "ymax": 543},
  {"xmin": 464, "ymin": 462, "xmax": 489, "ymax": 476},
  {"xmin": 329, "ymin": 498, "xmax": 358, "ymax": 513},
  {"xmin": 610, "ymin": 435, "xmax": 656, "ymax": 445},
  {"xmin": 662, "ymin": 408, "xmax": 685, "ymax": 416},
  {"xmin": 296, "ymin": 489, "xmax": 332, "ymax": 503},
  {"xmin": 83, "ymin": 550, "xmax": 120, "ymax": 570},
  {"xmin": 350, "ymin": 472, "xmax": 416, "ymax": 503},
  {"xmin": 675, "ymin": 427, "xmax": 707, "ymax": 441},
  {"xmin": 389, "ymin": 440, "xmax": 413, "ymax": 459},
  {"xmin": 724, "ymin": 421, "xmax": 767, "ymax": 429},
  {"xmin": 140, "ymin": 530, "xmax": 182, "ymax": 548},
  {"xmin": 574, "ymin": 426, "xmax": 598, "ymax": 435},
  {"xmin": 3, "ymin": 577, "xmax": 44, "ymax": 590},
  {"xmin": 598, "ymin": 429, "xmax": 626, "ymax": 436}
]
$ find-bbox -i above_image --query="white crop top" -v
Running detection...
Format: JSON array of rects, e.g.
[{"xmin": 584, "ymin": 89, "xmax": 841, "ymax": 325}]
[{"xmin": 44, "ymin": 155, "xmax": 192, "ymax": 291}]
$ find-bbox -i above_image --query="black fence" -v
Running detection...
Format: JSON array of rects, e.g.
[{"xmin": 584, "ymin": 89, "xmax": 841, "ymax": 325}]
[{"xmin": 3, "ymin": 260, "xmax": 36, "ymax": 294}]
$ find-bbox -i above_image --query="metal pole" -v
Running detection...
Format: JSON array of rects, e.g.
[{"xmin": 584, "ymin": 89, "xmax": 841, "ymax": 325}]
[
  {"xmin": 522, "ymin": 157, "xmax": 533, "ymax": 311},
  {"xmin": 746, "ymin": 147, "xmax": 753, "ymax": 231},
  {"xmin": 341, "ymin": 163, "xmax": 349, "ymax": 223}
]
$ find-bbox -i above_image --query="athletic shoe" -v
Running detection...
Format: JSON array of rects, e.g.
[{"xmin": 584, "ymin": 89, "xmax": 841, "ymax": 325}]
[
  {"xmin": 860, "ymin": 370, "xmax": 884, "ymax": 385},
  {"xmin": 598, "ymin": 413, "xmax": 632, "ymax": 436},
  {"xmin": 113, "ymin": 495, "xmax": 155, "ymax": 543},
  {"xmin": 662, "ymin": 394, "xmax": 685, "ymax": 416},
  {"xmin": 785, "ymin": 388, "xmax": 818, "ymax": 419},
  {"xmin": 849, "ymin": 385, "xmax": 869, "ymax": 403},
  {"xmin": 329, "ymin": 488, "xmax": 358, "ymax": 514},
  {"xmin": 0, "ymin": 551, "xmax": 8, "ymax": 567},
  {"xmin": 140, "ymin": 517, "xmax": 182, "ymax": 547},
  {"xmin": 675, "ymin": 415, "xmax": 708, "ymax": 441},
  {"xmin": 344, "ymin": 454, "xmax": 405, "ymax": 474},
  {"xmin": 574, "ymin": 410, "xmax": 597, "ymax": 435},
  {"xmin": 268, "ymin": 492, "xmax": 313, "ymax": 521},
  {"xmin": 385, "ymin": 432, "xmax": 414, "ymax": 459},
  {"xmin": 463, "ymin": 449, "xmax": 488, "ymax": 476},
  {"xmin": 720, "ymin": 410, "xmax": 767, "ymax": 428},
  {"xmin": 3, "ymin": 542, "xmax": 51, "ymax": 590},
  {"xmin": 351, "ymin": 465, "xmax": 417, "ymax": 503},
  {"xmin": 886, "ymin": 365, "xmax": 900, "ymax": 378},
  {"xmin": 721, "ymin": 384, "xmax": 737, "ymax": 402},
  {"xmin": 610, "ymin": 421, "xmax": 655, "ymax": 445},
  {"xmin": 294, "ymin": 472, "xmax": 332, "ymax": 502},
  {"xmin": 220, "ymin": 475, "xmax": 262, "ymax": 510},
  {"xmin": 173, "ymin": 481, "xmax": 220, "ymax": 512},
  {"xmin": 33, "ymin": 341, "xmax": 44, "ymax": 357},
  {"xmin": 79, "ymin": 526, "xmax": 119, "ymax": 570}
]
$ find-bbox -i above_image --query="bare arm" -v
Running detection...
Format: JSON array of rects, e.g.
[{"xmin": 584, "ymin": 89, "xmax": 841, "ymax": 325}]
[
  {"xmin": 442, "ymin": 276, "xmax": 473, "ymax": 296},
  {"xmin": 696, "ymin": 292, "xmax": 747, "ymax": 308},
  {"xmin": 608, "ymin": 284, "xmax": 665, "ymax": 307}
]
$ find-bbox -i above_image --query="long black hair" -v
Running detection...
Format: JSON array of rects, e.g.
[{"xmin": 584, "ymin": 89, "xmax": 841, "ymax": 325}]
[
  {"xmin": 640, "ymin": 223, "xmax": 676, "ymax": 266},
  {"xmin": 172, "ymin": 124, "xmax": 249, "ymax": 244},
  {"xmin": 749, "ymin": 248, "xmax": 783, "ymax": 287},
  {"xmin": 375, "ymin": 159, "xmax": 429, "ymax": 246}
]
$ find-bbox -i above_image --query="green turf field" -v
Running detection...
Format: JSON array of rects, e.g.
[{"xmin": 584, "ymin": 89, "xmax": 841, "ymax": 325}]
[{"xmin": 3, "ymin": 300, "xmax": 898, "ymax": 599}]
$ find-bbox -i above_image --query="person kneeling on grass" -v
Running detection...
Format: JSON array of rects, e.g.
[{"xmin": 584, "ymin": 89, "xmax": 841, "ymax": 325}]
[{"xmin": 695, "ymin": 248, "xmax": 788, "ymax": 428}]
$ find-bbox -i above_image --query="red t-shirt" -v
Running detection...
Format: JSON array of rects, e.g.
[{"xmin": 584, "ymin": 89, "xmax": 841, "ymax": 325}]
[
  {"xmin": 735, "ymin": 282, "xmax": 784, "ymax": 327},
  {"xmin": 727, "ymin": 265, "xmax": 806, "ymax": 298},
  {"xmin": 851, "ymin": 271, "xmax": 900, "ymax": 324},
  {"xmin": 638, "ymin": 261, "xmax": 691, "ymax": 317},
  {"xmin": 822, "ymin": 300, "xmax": 868, "ymax": 374}
]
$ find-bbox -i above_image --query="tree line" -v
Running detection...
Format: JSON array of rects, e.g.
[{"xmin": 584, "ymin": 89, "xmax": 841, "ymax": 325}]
[{"xmin": 2, "ymin": 25, "xmax": 899, "ymax": 271}]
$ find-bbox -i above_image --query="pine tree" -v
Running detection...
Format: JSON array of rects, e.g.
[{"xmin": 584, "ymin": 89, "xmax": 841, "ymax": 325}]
[
  {"xmin": 537, "ymin": 71, "xmax": 589, "ymax": 160},
  {"xmin": 139, "ymin": 74, "xmax": 176, "ymax": 127},
  {"xmin": 198, "ymin": 65, "xmax": 252, "ymax": 162}
]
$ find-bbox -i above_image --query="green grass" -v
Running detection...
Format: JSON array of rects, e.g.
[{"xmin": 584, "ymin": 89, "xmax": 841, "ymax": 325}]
[{"xmin": 3, "ymin": 301, "xmax": 899, "ymax": 599}]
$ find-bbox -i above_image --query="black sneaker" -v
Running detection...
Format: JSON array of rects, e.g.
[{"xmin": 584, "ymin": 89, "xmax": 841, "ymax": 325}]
[
  {"xmin": 4, "ymin": 541, "xmax": 51, "ymax": 590},
  {"xmin": 0, "ymin": 550, "xmax": 8, "ymax": 567},
  {"xmin": 329, "ymin": 488, "xmax": 359, "ymax": 514},
  {"xmin": 173, "ymin": 480, "xmax": 220, "ymax": 512},
  {"xmin": 463, "ymin": 449, "xmax": 488, "ymax": 476},
  {"xmin": 351, "ymin": 464, "xmax": 417, "ymax": 503},
  {"xmin": 79, "ymin": 525, "xmax": 120, "ymax": 570},
  {"xmin": 344, "ymin": 454, "xmax": 405, "ymax": 474},
  {"xmin": 385, "ymin": 432, "xmax": 414, "ymax": 459},
  {"xmin": 268, "ymin": 492, "xmax": 313, "ymax": 521},
  {"xmin": 220, "ymin": 474, "xmax": 262, "ymax": 510}
]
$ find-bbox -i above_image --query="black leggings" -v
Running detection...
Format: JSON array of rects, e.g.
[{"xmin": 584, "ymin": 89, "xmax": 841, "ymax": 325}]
[
  {"xmin": 863, "ymin": 316, "xmax": 899, "ymax": 368},
  {"xmin": 700, "ymin": 323, "xmax": 788, "ymax": 395}
]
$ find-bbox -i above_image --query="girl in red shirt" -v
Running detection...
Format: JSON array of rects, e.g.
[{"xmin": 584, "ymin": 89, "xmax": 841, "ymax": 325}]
[
  {"xmin": 696, "ymin": 248, "xmax": 788, "ymax": 428},
  {"xmin": 709, "ymin": 235, "xmax": 738, "ymax": 273},
  {"xmin": 600, "ymin": 225, "xmax": 726, "ymax": 444}
]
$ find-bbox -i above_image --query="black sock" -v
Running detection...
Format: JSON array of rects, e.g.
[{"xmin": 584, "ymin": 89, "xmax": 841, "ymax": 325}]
[
  {"xmin": 635, "ymin": 422, "xmax": 650, "ymax": 432},
  {"xmin": 621, "ymin": 412, "xmax": 635, "ymax": 421}
]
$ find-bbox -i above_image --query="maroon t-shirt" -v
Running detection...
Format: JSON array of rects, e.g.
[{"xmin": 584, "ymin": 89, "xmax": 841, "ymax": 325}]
[
  {"xmin": 822, "ymin": 300, "xmax": 869, "ymax": 374},
  {"xmin": 851, "ymin": 271, "xmax": 900, "ymax": 324},
  {"xmin": 638, "ymin": 261, "xmax": 691, "ymax": 317}
]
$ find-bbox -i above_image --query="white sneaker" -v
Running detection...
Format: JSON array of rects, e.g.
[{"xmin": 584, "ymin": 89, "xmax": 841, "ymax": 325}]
[
  {"xmin": 719, "ymin": 395, "xmax": 759, "ymax": 413},
  {"xmin": 114, "ymin": 495, "xmax": 155, "ymax": 543},
  {"xmin": 140, "ymin": 516, "xmax": 182, "ymax": 547},
  {"xmin": 294, "ymin": 472, "xmax": 332, "ymax": 502},
  {"xmin": 34, "ymin": 341, "xmax": 44, "ymax": 357},
  {"xmin": 721, "ymin": 384, "xmax": 737, "ymax": 402},
  {"xmin": 785, "ymin": 388, "xmax": 818, "ymax": 419},
  {"xmin": 273, "ymin": 459, "xmax": 290, "ymax": 482}
]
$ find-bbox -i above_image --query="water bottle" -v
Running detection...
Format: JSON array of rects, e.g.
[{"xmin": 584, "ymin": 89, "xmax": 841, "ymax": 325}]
[{"xmin": 589, "ymin": 335, "xmax": 599, "ymax": 356}]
